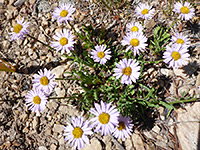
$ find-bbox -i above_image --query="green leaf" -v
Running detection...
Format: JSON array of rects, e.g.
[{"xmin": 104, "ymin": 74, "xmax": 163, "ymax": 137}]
[{"xmin": 159, "ymin": 101, "xmax": 174, "ymax": 110}]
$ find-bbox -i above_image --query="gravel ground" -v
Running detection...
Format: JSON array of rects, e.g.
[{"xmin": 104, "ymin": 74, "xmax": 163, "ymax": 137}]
[{"xmin": 0, "ymin": 0, "xmax": 200, "ymax": 150}]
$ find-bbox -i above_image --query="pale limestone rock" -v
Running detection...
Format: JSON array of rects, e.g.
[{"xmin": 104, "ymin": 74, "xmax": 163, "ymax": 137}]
[
  {"xmin": 32, "ymin": 116, "xmax": 39, "ymax": 129},
  {"xmin": 178, "ymin": 86, "xmax": 191, "ymax": 96},
  {"xmin": 58, "ymin": 105, "xmax": 80, "ymax": 117},
  {"xmin": 50, "ymin": 143, "xmax": 57, "ymax": 150},
  {"xmin": 160, "ymin": 68, "xmax": 173, "ymax": 77},
  {"xmin": 173, "ymin": 68, "xmax": 187, "ymax": 78},
  {"xmin": 131, "ymin": 132, "xmax": 145, "ymax": 150},
  {"xmin": 176, "ymin": 102, "xmax": 200, "ymax": 150},
  {"xmin": 38, "ymin": 146, "xmax": 48, "ymax": 150},
  {"xmin": 54, "ymin": 87, "xmax": 65, "ymax": 97},
  {"xmin": 82, "ymin": 138, "xmax": 102, "ymax": 150},
  {"xmin": 195, "ymin": 73, "xmax": 200, "ymax": 88},
  {"xmin": 53, "ymin": 124, "xmax": 64, "ymax": 133},
  {"xmin": 59, "ymin": 137, "xmax": 65, "ymax": 145},
  {"xmin": 51, "ymin": 64, "xmax": 70, "ymax": 79},
  {"xmin": 46, "ymin": 100, "xmax": 59, "ymax": 110}
]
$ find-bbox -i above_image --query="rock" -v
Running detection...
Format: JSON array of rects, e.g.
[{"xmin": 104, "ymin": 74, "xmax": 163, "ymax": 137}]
[
  {"xmin": 32, "ymin": 52, "xmax": 38, "ymax": 60},
  {"xmin": 160, "ymin": 68, "xmax": 173, "ymax": 77},
  {"xmin": 38, "ymin": 33, "xmax": 47, "ymax": 44},
  {"xmin": 195, "ymin": 73, "xmax": 200, "ymax": 88},
  {"xmin": 46, "ymin": 100, "xmax": 59, "ymax": 110},
  {"xmin": 14, "ymin": 0, "xmax": 26, "ymax": 7},
  {"xmin": 50, "ymin": 143, "xmax": 57, "ymax": 150},
  {"xmin": 55, "ymin": 87, "xmax": 66, "ymax": 97},
  {"xmin": 147, "ymin": 68, "xmax": 157, "ymax": 78},
  {"xmin": 38, "ymin": 146, "xmax": 48, "ymax": 150},
  {"xmin": 22, "ymin": 127, "xmax": 29, "ymax": 133},
  {"xmin": 102, "ymin": 136, "xmax": 112, "ymax": 150},
  {"xmin": 83, "ymin": 137, "xmax": 102, "ymax": 150},
  {"xmin": 58, "ymin": 137, "xmax": 65, "ymax": 145},
  {"xmin": 12, "ymin": 140, "xmax": 20, "ymax": 147},
  {"xmin": 53, "ymin": 124, "xmax": 64, "ymax": 133},
  {"xmin": 51, "ymin": 64, "xmax": 70, "ymax": 78},
  {"xmin": 29, "ymin": 0, "xmax": 36, "ymax": 5},
  {"xmin": 22, "ymin": 113, "xmax": 28, "ymax": 123},
  {"xmin": 2, "ymin": 40, "xmax": 10, "ymax": 49},
  {"xmin": 130, "ymin": 131, "xmax": 145, "ymax": 150},
  {"xmin": 32, "ymin": 116, "xmax": 39, "ymax": 129},
  {"xmin": 173, "ymin": 68, "xmax": 187, "ymax": 78},
  {"xmin": 189, "ymin": 88, "xmax": 199, "ymax": 97},
  {"xmin": 178, "ymin": 86, "xmax": 191, "ymax": 96},
  {"xmin": 6, "ymin": 5, "xmax": 18, "ymax": 19},
  {"xmin": 41, "ymin": 18, "xmax": 48, "ymax": 28},
  {"xmin": 58, "ymin": 105, "xmax": 79, "ymax": 117},
  {"xmin": 45, "ymin": 127, "xmax": 52, "ymax": 135},
  {"xmin": 176, "ymin": 102, "xmax": 200, "ymax": 150},
  {"xmin": 27, "ymin": 48, "xmax": 33, "ymax": 56},
  {"xmin": 4, "ymin": 141, "xmax": 11, "ymax": 147}
]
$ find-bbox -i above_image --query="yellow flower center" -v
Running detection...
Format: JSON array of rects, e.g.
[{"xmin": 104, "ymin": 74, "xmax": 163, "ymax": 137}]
[
  {"xmin": 60, "ymin": 10, "xmax": 68, "ymax": 17},
  {"xmin": 59, "ymin": 37, "xmax": 68, "ymax": 46},
  {"xmin": 97, "ymin": 51, "xmax": 105, "ymax": 59},
  {"xmin": 180, "ymin": 6, "xmax": 190, "ymax": 14},
  {"xmin": 72, "ymin": 127, "xmax": 83, "ymax": 139},
  {"xmin": 141, "ymin": 9, "xmax": 149, "ymax": 15},
  {"xmin": 131, "ymin": 26, "xmax": 139, "ymax": 32},
  {"xmin": 13, "ymin": 24, "xmax": 23, "ymax": 33},
  {"xmin": 99, "ymin": 112, "xmax": 110, "ymax": 124},
  {"xmin": 130, "ymin": 39, "xmax": 139, "ymax": 47},
  {"xmin": 33, "ymin": 96, "xmax": 41, "ymax": 104},
  {"xmin": 171, "ymin": 51, "xmax": 181, "ymax": 61},
  {"xmin": 176, "ymin": 38, "xmax": 184, "ymax": 45},
  {"xmin": 117, "ymin": 121, "xmax": 126, "ymax": 130},
  {"xmin": 122, "ymin": 67, "xmax": 132, "ymax": 76},
  {"xmin": 40, "ymin": 76, "xmax": 49, "ymax": 86}
]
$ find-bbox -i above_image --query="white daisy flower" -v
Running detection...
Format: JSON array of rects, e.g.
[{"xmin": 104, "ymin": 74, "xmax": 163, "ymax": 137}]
[
  {"xmin": 112, "ymin": 115, "xmax": 134, "ymax": 141},
  {"xmin": 171, "ymin": 32, "xmax": 190, "ymax": 47},
  {"xmin": 173, "ymin": 2, "xmax": 195, "ymax": 21},
  {"xmin": 51, "ymin": 29, "xmax": 75, "ymax": 55},
  {"xmin": 25, "ymin": 89, "xmax": 48, "ymax": 113},
  {"xmin": 135, "ymin": 3, "xmax": 155, "ymax": 20},
  {"xmin": 89, "ymin": 101, "xmax": 120, "ymax": 136},
  {"xmin": 9, "ymin": 17, "xmax": 29, "ymax": 41},
  {"xmin": 126, "ymin": 22, "xmax": 143, "ymax": 33},
  {"xmin": 53, "ymin": 3, "xmax": 76, "ymax": 24},
  {"xmin": 90, "ymin": 45, "xmax": 112, "ymax": 65},
  {"xmin": 163, "ymin": 43, "xmax": 190, "ymax": 69},
  {"xmin": 63, "ymin": 117, "xmax": 93, "ymax": 150},
  {"xmin": 121, "ymin": 32, "xmax": 147, "ymax": 56},
  {"xmin": 32, "ymin": 68, "xmax": 57, "ymax": 94},
  {"xmin": 113, "ymin": 58, "xmax": 141, "ymax": 85}
]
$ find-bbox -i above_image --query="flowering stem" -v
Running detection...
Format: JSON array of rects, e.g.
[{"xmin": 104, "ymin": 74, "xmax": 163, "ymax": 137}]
[
  {"xmin": 168, "ymin": 97, "xmax": 199, "ymax": 105},
  {"xmin": 49, "ymin": 96, "xmax": 78, "ymax": 100},
  {"xmin": 27, "ymin": 34, "xmax": 54, "ymax": 50},
  {"xmin": 141, "ymin": 20, "xmax": 144, "ymax": 26},
  {"xmin": 68, "ymin": 22, "xmax": 94, "ymax": 46},
  {"xmin": 55, "ymin": 78, "xmax": 77, "ymax": 81},
  {"xmin": 27, "ymin": 34, "xmax": 75, "ymax": 60},
  {"xmin": 164, "ymin": 18, "xmax": 179, "ymax": 34}
]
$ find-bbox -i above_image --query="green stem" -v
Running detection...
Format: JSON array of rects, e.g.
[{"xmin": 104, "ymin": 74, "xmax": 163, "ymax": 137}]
[
  {"xmin": 55, "ymin": 78, "xmax": 78, "ymax": 81},
  {"xmin": 142, "ymin": 20, "xmax": 144, "ymax": 26},
  {"xmin": 168, "ymin": 97, "xmax": 199, "ymax": 105},
  {"xmin": 68, "ymin": 22, "xmax": 94, "ymax": 47},
  {"xmin": 164, "ymin": 18, "xmax": 179, "ymax": 35},
  {"xmin": 49, "ymin": 96, "xmax": 78, "ymax": 100}
]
